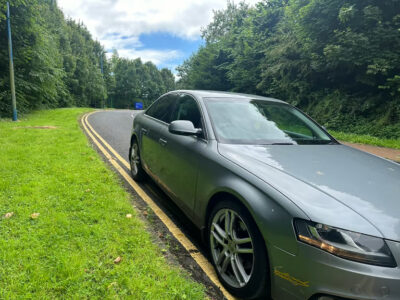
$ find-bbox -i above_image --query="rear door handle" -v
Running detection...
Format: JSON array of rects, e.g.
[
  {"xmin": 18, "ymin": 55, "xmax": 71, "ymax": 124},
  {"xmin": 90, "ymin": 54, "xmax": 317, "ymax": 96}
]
[
  {"xmin": 159, "ymin": 138, "xmax": 167, "ymax": 146},
  {"xmin": 141, "ymin": 128, "xmax": 148, "ymax": 135}
]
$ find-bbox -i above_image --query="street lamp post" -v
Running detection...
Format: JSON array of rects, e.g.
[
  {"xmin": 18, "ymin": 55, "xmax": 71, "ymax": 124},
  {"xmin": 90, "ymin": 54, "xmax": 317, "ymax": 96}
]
[{"xmin": 7, "ymin": 2, "xmax": 17, "ymax": 121}]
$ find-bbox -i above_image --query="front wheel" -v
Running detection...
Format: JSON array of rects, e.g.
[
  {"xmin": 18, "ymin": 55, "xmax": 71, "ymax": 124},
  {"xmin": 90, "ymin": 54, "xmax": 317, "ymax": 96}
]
[
  {"xmin": 208, "ymin": 200, "xmax": 269, "ymax": 299},
  {"xmin": 130, "ymin": 139, "xmax": 145, "ymax": 181}
]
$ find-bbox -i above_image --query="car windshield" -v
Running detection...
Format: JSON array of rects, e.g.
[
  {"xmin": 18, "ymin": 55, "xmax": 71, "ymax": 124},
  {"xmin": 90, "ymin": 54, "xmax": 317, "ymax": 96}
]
[{"xmin": 205, "ymin": 98, "xmax": 334, "ymax": 145}]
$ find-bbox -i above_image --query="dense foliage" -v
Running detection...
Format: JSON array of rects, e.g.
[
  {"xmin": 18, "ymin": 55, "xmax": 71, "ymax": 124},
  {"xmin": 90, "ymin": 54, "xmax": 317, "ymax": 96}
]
[
  {"xmin": 0, "ymin": 0, "xmax": 175, "ymax": 117},
  {"xmin": 109, "ymin": 51, "xmax": 175, "ymax": 109},
  {"xmin": 177, "ymin": 0, "xmax": 400, "ymax": 139}
]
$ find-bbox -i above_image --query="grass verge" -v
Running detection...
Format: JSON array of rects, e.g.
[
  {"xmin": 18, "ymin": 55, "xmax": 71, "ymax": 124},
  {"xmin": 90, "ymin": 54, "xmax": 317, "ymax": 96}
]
[
  {"xmin": 0, "ymin": 108, "xmax": 205, "ymax": 299},
  {"xmin": 329, "ymin": 130, "xmax": 400, "ymax": 150}
]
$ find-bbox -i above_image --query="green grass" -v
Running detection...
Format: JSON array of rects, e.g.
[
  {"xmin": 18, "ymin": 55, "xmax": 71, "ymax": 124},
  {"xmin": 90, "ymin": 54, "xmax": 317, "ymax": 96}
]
[
  {"xmin": 0, "ymin": 108, "xmax": 205, "ymax": 299},
  {"xmin": 329, "ymin": 130, "xmax": 400, "ymax": 150}
]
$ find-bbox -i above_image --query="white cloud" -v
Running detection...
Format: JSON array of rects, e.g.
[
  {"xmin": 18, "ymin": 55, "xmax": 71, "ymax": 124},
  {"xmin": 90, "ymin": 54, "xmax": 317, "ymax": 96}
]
[
  {"xmin": 116, "ymin": 49, "xmax": 182, "ymax": 65},
  {"xmin": 58, "ymin": 0, "xmax": 259, "ymax": 66},
  {"xmin": 59, "ymin": 0, "xmax": 259, "ymax": 40},
  {"xmin": 101, "ymin": 34, "xmax": 142, "ymax": 52}
]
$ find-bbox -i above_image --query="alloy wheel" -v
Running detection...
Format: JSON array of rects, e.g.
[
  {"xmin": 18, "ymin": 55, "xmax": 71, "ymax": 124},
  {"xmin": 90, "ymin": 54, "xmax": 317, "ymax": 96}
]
[
  {"xmin": 130, "ymin": 142, "xmax": 140, "ymax": 176},
  {"xmin": 210, "ymin": 208, "xmax": 254, "ymax": 288}
]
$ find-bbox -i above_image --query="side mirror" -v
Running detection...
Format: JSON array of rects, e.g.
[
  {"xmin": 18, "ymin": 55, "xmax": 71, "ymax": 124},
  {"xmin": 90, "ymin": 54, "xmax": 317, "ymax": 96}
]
[{"xmin": 169, "ymin": 120, "xmax": 202, "ymax": 136}]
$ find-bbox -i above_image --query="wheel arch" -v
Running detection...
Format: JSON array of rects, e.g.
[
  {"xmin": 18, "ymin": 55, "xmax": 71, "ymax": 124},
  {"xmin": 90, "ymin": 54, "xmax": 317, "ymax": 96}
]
[
  {"xmin": 200, "ymin": 179, "xmax": 302, "ymax": 256},
  {"xmin": 205, "ymin": 191, "xmax": 248, "ymax": 233},
  {"xmin": 202, "ymin": 188, "xmax": 262, "ymax": 244}
]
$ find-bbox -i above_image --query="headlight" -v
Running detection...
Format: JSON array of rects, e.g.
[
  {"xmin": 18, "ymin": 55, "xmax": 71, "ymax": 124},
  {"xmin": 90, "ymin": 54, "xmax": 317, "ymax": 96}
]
[{"xmin": 294, "ymin": 219, "xmax": 396, "ymax": 267}]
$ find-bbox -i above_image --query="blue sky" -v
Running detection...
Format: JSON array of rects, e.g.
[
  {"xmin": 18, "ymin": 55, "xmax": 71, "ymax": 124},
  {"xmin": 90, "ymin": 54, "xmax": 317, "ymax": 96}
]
[
  {"xmin": 139, "ymin": 33, "xmax": 204, "ymax": 68},
  {"xmin": 118, "ymin": 32, "xmax": 204, "ymax": 70},
  {"xmin": 57, "ymin": 0, "xmax": 258, "ymax": 75}
]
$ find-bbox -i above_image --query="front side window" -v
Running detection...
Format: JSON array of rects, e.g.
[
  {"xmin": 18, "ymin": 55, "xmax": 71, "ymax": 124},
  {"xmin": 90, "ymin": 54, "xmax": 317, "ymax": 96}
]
[
  {"xmin": 205, "ymin": 98, "xmax": 334, "ymax": 145},
  {"xmin": 170, "ymin": 94, "xmax": 203, "ymax": 129},
  {"xmin": 145, "ymin": 95, "xmax": 175, "ymax": 123}
]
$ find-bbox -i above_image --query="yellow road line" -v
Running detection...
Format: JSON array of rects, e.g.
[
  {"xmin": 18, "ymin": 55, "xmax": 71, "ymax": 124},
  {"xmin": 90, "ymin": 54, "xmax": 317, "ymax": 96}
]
[{"xmin": 81, "ymin": 112, "xmax": 235, "ymax": 300}]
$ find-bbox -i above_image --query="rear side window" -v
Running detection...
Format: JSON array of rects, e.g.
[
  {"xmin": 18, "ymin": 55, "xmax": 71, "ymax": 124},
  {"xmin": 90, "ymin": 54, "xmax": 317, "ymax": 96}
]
[
  {"xmin": 145, "ymin": 95, "xmax": 175, "ymax": 123},
  {"xmin": 170, "ymin": 94, "xmax": 202, "ymax": 129}
]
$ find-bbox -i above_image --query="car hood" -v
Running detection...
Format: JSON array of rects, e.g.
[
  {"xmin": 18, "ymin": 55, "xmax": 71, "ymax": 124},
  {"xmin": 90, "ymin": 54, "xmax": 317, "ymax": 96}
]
[{"xmin": 218, "ymin": 143, "xmax": 400, "ymax": 241}]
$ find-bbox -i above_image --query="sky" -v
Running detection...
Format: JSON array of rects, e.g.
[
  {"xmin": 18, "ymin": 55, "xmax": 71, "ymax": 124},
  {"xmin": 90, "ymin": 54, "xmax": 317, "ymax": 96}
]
[{"xmin": 57, "ymin": 0, "xmax": 259, "ymax": 75}]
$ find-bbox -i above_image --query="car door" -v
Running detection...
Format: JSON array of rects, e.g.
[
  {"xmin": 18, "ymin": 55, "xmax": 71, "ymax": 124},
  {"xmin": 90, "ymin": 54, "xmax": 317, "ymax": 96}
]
[
  {"xmin": 157, "ymin": 93, "xmax": 207, "ymax": 215},
  {"xmin": 140, "ymin": 94, "xmax": 175, "ymax": 181}
]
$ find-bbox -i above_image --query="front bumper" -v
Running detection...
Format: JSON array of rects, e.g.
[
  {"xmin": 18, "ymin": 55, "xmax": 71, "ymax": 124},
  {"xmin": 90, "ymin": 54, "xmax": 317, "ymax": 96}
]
[{"xmin": 269, "ymin": 239, "xmax": 400, "ymax": 300}]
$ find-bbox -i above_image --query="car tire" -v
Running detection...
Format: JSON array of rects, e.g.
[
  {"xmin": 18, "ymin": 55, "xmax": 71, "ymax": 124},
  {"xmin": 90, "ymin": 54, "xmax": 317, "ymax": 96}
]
[
  {"xmin": 208, "ymin": 200, "xmax": 269, "ymax": 299},
  {"xmin": 130, "ymin": 138, "xmax": 146, "ymax": 181}
]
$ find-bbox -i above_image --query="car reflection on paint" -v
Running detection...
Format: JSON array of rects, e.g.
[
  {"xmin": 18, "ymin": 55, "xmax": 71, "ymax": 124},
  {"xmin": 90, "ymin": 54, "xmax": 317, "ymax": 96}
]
[{"xmin": 129, "ymin": 90, "xmax": 400, "ymax": 300}]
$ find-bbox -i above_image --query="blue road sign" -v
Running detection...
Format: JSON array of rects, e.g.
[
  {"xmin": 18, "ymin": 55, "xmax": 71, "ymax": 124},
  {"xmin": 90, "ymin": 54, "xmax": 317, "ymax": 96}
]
[{"xmin": 135, "ymin": 102, "xmax": 143, "ymax": 110}]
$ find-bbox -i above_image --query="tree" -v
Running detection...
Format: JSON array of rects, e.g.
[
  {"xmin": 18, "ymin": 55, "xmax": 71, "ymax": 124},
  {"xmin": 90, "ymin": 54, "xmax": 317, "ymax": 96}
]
[
  {"xmin": 160, "ymin": 68, "xmax": 176, "ymax": 92},
  {"xmin": 177, "ymin": 0, "xmax": 400, "ymax": 139},
  {"xmin": 0, "ymin": 1, "xmax": 174, "ymax": 115}
]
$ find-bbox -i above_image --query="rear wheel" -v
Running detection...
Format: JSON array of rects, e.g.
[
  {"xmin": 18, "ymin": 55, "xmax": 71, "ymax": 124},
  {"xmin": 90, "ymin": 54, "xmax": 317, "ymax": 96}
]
[
  {"xmin": 130, "ymin": 139, "xmax": 145, "ymax": 181},
  {"xmin": 208, "ymin": 200, "xmax": 269, "ymax": 299}
]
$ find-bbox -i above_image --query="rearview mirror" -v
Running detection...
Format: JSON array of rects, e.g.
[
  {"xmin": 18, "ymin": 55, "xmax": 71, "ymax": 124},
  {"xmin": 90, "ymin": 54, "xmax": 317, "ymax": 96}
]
[{"xmin": 169, "ymin": 120, "xmax": 202, "ymax": 136}]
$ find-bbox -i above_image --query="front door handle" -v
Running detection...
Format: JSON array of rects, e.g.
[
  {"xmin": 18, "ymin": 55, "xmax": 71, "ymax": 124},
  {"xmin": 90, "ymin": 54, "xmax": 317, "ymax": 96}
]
[
  {"xmin": 141, "ymin": 128, "xmax": 148, "ymax": 135},
  {"xmin": 159, "ymin": 138, "xmax": 167, "ymax": 146}
]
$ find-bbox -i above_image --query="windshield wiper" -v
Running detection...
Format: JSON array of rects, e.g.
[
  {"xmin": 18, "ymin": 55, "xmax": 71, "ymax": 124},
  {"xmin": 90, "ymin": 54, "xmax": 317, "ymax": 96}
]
[
  {"xmin": 269, "ymin": 142, "xmax": 295, "ymax": 145},
  {"xmin": 294, "ymin": 139, "xmax": 337, "ymax": 145}
]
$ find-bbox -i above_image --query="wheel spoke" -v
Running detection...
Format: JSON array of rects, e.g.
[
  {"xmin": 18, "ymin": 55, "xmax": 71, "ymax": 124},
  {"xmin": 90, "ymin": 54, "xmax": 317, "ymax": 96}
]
[
  {"xmin": 221, "ymin": 255, "xmax": 230, "ymax": 273},
  {"xmin": 235, "ymin": 255, "xmax": 250, "ymax": 284},
  {"xmin": 212, "ymin": 230, "xmax": 227, "ymax": 247},
  {"xmin": 236, "ymin": 247, "xmax": 253, "ymax": 254},
  {"xmin": 229, "ymin": 211, "xmax": 235, "ymax": 238},
  {"xmin": 231, "ymin": 256, "xmax": 244, "ymax": 286},
  {"xmin": 233, "ymin": 236, "xmax": 251, "ymax": 244},
  {"xmin": 213, "ymin": 222, "xmax": 227, "ymax": 240},
  {"xmin": 216, "ymin": 249, "xmax": 227, "ymax": 266},
  {"xmin": 224, "ymin": 210, "xmax": 231, "ymax": 236}
]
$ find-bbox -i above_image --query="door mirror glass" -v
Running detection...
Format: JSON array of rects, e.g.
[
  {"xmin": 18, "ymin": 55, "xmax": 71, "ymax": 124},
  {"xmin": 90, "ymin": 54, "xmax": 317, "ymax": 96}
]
[{"xmin": 169, "ymin": 120, "xmax": 202, "ymax": 136}]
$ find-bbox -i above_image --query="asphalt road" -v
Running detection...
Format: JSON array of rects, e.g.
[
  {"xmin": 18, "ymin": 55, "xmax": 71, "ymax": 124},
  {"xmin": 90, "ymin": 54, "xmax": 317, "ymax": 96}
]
[
  {"xmin": 88, "ymin": 110, "xmax": 135, "ymax": 162},
  {"xmin": 86, "ymin": 110, "xmax": 225, "ymax": 299}
]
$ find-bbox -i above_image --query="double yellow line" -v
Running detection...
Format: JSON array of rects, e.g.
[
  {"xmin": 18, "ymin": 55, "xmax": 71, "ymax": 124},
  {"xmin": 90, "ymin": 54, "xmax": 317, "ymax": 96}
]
[{"xmin": 81, "ymin": 111, "xmax": 235, "ymax": 300}]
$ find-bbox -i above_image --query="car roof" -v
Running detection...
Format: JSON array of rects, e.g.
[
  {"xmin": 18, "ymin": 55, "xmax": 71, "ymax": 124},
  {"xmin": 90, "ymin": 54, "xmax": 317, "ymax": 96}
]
[{"xmin": 174, "ymin": 90, "xmax": 286, "ymax": 104}]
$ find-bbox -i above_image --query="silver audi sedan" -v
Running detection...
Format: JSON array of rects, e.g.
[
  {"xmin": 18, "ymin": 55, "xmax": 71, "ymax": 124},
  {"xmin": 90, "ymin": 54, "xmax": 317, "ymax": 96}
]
[{"xmin": 129, "ymin": 90, "xmax": 400, "ymax": 300}]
